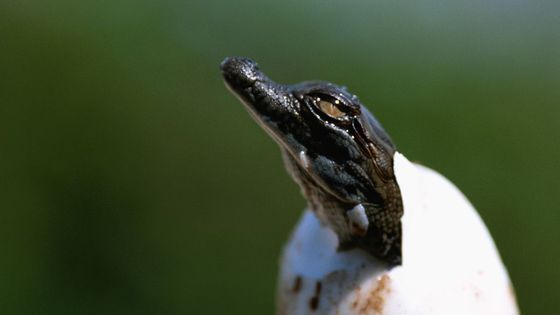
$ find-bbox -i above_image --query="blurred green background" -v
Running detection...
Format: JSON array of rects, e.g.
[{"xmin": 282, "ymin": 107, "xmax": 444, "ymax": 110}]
[{"xmin": 1, "ymin": 1, "xmax": 558, "ymax": 314}]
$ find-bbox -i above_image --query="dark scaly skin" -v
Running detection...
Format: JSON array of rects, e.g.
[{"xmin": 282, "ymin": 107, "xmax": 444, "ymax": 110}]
[{"xmin": 221, "ymin": 57, "xmax": 404, "ymax": 266}]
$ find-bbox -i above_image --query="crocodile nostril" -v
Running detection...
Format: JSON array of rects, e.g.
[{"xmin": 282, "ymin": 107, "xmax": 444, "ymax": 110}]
[{"xmin": 220, "ymin": 56, "xmax": 260, "ymax": 88}]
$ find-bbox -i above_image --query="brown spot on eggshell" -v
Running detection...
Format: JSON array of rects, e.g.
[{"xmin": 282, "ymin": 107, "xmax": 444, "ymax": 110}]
[
  {"xmin": 309, "ymin": 281, "xmax": 322, "ymax": 311},
  {"xmin": 353, "ymin": 273, "xmax": 391, "ymax": 314},
  {"xmin": 292, "ymin": 276, "xmax": 302, "ymax": 294}
]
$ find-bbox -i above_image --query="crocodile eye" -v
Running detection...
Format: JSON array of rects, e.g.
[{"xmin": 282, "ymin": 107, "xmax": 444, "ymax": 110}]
[{"xmin": 315, "ymin": 97, "xmax": 346, "ymax": 119}]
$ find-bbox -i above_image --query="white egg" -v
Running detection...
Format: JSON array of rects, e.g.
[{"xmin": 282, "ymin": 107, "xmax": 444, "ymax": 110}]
[{"xmin": 277, "ymin": 153, "xmax": 519, "ymax": 315}]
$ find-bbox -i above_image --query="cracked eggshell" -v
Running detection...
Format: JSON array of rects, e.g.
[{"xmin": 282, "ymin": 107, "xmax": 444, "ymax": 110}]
[{"xmin": 277, "ymin": 153, "xmax": 519, "ymax": 315}]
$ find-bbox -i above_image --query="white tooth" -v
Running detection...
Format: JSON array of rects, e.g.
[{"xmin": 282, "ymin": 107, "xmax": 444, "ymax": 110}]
[
  {"xmin": 299, "ymin": 151, "xmax": 310, "ymax": 169},
  {"xmin": 347, "ymin": 204, "xmax": 369, "ymax": 232}
]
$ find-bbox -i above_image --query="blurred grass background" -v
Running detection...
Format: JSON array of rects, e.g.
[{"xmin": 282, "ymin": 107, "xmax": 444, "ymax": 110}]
[{"xmin": 1, "ymin": 0, "xmax": 558, "ymax": 314}]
